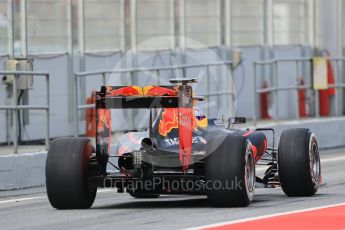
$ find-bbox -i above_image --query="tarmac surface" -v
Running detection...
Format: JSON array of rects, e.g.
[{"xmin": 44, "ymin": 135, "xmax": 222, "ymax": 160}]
[{"xmin": 0, "ymin": 148, "xmax": 344, "ymax": 230}]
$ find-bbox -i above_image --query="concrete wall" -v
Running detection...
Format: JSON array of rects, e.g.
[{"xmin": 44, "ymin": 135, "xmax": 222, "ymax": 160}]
[
  {"xmin": 256, "ymin": 117, "xmax": 345, "ymax": 149},
  {"xmin": 0, "ymin": 152, "xmax": 46, "ymax": 190}
]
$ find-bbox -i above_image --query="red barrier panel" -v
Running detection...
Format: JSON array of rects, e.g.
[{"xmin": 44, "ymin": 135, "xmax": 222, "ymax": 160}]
[
  {"xmin": 260, "ymin": 80, "xmax": 271, "ymax": 119},
  {"xmin": 86, "ymin": 91, "xmax": 96, "ymax": 137},
  {"xmin": 319, "ymin": 60, "xmax": 335, "ymax": 116},
  {"xmin": 299, "ymin": 78, "xmax": 308, "ymax": 117}
]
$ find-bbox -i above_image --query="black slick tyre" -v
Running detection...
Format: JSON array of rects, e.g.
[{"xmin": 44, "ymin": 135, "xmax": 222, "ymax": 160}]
[
  {"xmin": 45, "ymin": 137, "xmax": 97, "ymax": 209},
  {"xmin": 278, "ymin": 128, "xmax": 321, "ymax": 196},
  {"xmin": 205, "ymin": 134, "xmax": 255, "ymax": 207}
]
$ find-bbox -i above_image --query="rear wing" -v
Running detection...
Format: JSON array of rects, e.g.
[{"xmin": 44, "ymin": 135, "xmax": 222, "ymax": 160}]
[
  {"xmin": 95, "ymin": 78, "xmax": 200, "ymax": 110},
  {"xmin": 95, "ymin": 78, "xmax": 198, "ymax": 173},
  {"xmin": 96, "ymin": 85, "xmax": 179, "ymax": 109}
]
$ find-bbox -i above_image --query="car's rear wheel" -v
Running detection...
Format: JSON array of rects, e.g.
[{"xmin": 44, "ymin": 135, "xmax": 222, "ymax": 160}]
[
  {"xmin": 46, "ymin": 137, "xmax": 97, "ymax": 209},
  {"xmin": 278, "ymin": 128, "xmax": 321, "ymax": 196},
  {"xmin": 205, "ymin": 134, "xmax": 255, "ymax": 207}
]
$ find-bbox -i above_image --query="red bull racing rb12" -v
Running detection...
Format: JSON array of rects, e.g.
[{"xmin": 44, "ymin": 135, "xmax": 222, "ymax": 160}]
[{"xmin": 45, "ymin": 78, "xmax": 321, "ymax": 208}]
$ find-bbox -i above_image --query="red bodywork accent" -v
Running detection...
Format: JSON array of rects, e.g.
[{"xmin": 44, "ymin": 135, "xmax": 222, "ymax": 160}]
[
  {"xmin": 107, "ymin": 86, "xmax": 142, "ymax": 96},
  {"xmin": 118, "ymin": 146, "xmax": 129, "ymax": 156},
  {"xmin": 145, "ymin": 86, "xmax": 178, "ymax": 96},
  {"xmin": 263, "ymin": 138, "xmax": 268, "ymax": 153},
  {"xmin": 159, "ymin": 108, "xmax": 179, "ymax": 136},
  {"xmin": 97, "ymin": 109, "xmax": 111, "ymax": 132},
  {"xmin": 129, "ymin": 132, "xmax": 138, "ymax": 144},
  {"xmin": 244, "ymin": 131, "xmax": 256, "ymax": 159},
  {"xmin": 86, "ymin": 91, "xmax": 96, "ymax": 137},
  {"xmin": 243, "ymin": 130, "xmax": 254, "ymax": 137},
  {"xmin": 243, "ymin": 130, "xmax": 268, "ymax": 162},
  {"xmin": 97, "ymin": 109, "xmax": 112, "ymax": 154},
  {"xmin": 251, "ymin": 145, "xmax": 258, "ymax": 160},
  {"xmin": 179, "ymin": 108, "xmax": 193, "ymax": 173},
  {"xmin": 158, "ymin": 108, "xmax": 208, "ymax": 137}
]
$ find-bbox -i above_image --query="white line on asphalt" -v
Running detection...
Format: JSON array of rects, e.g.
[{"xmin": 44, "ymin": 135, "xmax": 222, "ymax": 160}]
[
  {"xmin": 98, "ymin": 188, "xmax": 114, "ymax": 193},
  {"xmin": 185, "ymin": 202, "xmax": 345, "ymax": 230},
  {"xmin": 322, "ymin": 156, "xmax": 345, "ymax": 163},
  {"xmin": 0, "ymin": 196, "xmax": 46, "ymax": 204},
  {"xmin": 0, "ymin": 189, "xmax": 114, "ymax": 205}
]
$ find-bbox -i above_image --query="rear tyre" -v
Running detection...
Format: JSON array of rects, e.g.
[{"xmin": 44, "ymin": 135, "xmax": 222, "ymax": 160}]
[
  {"xmin": 46, "ymin": 137, "xmax": 97, "ymax": 209},
  {"xmin": 278, "ymin": 128, "xmax": 321, "ymax": 196},
  {"xmin": 205, "ymin": 134, "xmax": 255, "ymax": 207}
]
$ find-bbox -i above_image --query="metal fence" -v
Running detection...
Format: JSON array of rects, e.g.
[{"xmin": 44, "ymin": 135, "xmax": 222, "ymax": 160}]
[
  {"xmin": 0, "ymin": 71, "xmax": 50, "ymax": 154},
  {"xmin": 252, "ymin": 57, "xmax": 345, "ymax": 125}
]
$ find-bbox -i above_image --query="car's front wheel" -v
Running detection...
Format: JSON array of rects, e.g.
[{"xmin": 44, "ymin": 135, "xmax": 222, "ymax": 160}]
[{"xmin": 278, "ymin": 128, "xmax": 321, "ymax": 196}]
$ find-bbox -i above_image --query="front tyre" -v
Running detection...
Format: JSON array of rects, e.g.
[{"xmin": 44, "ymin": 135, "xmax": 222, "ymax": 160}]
[
  {"xmin": 278, "ymin": 128, "xmax": 321, "ymax": 196},
  {"xmin": 205, "ymin": 134, "xmax": 255, "ymax": 207},
  {"xmin": 46, "ymin": 138, "xmax": 97, "ymax": 209}
]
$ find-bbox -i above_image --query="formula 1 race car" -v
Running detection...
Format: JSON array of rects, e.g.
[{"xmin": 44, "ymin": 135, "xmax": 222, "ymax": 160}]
[{"xmin": 45, "ymin": 78, "xmax": 321, "ymax": 209}]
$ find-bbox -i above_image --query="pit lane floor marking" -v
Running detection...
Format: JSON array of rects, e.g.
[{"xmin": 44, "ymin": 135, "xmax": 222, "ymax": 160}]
[
  {"xmin": 321, "ymin": 155, "xmax": 345, "ymax": 163},
  {"xmin": 0, "ymin": 196, "xmax": 46, "ymax": 204},
  {"xmin": 187, "ymin": 202, "xmax": 345, "ymax": 230},
  {"xmin": 0, "ymin": 189, "xmax": 114, "ymax": 205}
]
